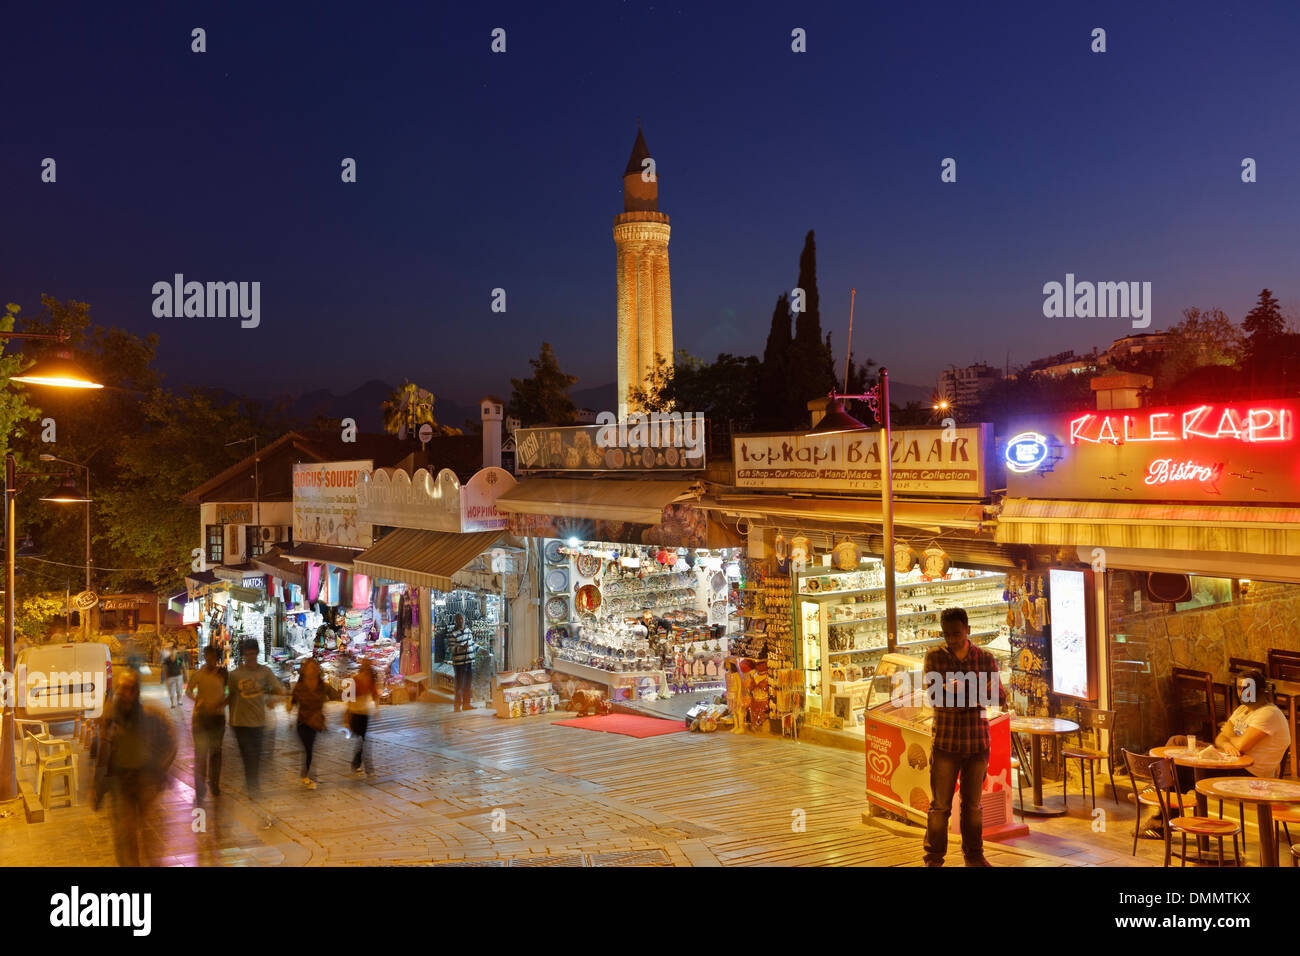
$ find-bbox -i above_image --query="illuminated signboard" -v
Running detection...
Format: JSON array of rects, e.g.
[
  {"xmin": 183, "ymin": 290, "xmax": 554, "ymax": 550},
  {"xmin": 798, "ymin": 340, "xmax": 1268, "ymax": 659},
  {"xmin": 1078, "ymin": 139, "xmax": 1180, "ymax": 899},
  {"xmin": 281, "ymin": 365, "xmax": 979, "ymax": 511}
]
[
  {"xmin": 1006, "ymin": 400, "xmax": 1300, "ymax": 503},
  {"xmin": 1004, "ymin": 432, "xmax": 1050, "ymax": 474},
  {"xmin": 1048, "ymin": 568, "xmax": 1094, "ymax": 700}
]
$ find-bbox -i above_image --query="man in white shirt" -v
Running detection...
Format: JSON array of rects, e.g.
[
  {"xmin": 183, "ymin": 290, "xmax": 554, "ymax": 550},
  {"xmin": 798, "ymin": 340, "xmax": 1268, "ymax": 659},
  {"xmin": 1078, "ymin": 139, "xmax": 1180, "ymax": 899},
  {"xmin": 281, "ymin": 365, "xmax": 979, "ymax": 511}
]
[{"xmin": 1216, "ymin": 668, "xmax": 1292, "ymax": 777}]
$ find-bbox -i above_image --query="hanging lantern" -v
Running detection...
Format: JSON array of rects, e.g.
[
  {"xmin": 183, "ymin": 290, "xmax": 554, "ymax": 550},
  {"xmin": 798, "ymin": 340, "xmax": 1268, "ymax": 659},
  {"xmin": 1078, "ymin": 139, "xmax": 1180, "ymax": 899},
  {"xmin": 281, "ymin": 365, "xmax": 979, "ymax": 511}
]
[
  {"xmin": 894, "ymin": 542, "xmax": 917, "ymax": 572},
  {"xmin": 920, "ymin": 544, "xmax": 951, "ymax": 579}
]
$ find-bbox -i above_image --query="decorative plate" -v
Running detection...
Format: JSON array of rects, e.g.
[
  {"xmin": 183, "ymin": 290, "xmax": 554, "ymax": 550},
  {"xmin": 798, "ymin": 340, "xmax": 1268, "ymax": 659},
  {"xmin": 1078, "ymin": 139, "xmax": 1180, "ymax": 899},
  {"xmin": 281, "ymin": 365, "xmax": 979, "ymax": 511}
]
[
  {"xmin": 711, "ymin": 570, "xmax": 727, "ymax": 593},
  {"xmin": 545, "ymin": 596, "xmax": 569, "ymax": 622},
  {"xmin": 546, "ymin": 567, "xmax": 569, "ymax": 593},
  {"xmin": 664, "ymin": 447, "xmax": 680, "ymax": 468},
  {"xmin": 544, "ymin": 540, "xmax": 564, "ymax": 565},
  {"xmin": 575, "ymin": 554, "xmax": 602, "ymax": 578},
  {"xmin": 605, "ymin": 448, "xmax": 626, "ymax": 469},
  {"xmin": 576, "ymin": 583, "xmax": 603, "ymax": 613},
  {"xmin": 545, "ymin": 625, "xmax": 568, "ymax": 646}
]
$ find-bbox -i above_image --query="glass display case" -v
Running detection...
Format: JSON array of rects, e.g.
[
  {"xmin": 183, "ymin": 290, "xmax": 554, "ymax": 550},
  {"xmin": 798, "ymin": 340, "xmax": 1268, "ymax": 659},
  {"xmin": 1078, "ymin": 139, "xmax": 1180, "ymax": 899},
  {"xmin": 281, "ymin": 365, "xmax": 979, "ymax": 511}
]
[{"xmin": 794, "ymin": 557, "xmax": 1012, "ymax": 728}]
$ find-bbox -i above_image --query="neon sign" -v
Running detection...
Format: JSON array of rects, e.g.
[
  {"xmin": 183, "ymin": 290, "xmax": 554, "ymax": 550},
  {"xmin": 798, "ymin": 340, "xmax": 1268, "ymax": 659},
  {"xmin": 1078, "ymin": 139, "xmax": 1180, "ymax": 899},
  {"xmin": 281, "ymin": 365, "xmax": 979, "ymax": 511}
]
[
  {"xmin": 1069, "ymin": 405, "xmax": 1291, "ymax": 445},
  {"xmin": 1144, "ymin": 459, "xmax": 1224, "ymax": 488},
  {"xmin": 1004, "ymin": 432, "xmax": 1050, "ymax": 473}
]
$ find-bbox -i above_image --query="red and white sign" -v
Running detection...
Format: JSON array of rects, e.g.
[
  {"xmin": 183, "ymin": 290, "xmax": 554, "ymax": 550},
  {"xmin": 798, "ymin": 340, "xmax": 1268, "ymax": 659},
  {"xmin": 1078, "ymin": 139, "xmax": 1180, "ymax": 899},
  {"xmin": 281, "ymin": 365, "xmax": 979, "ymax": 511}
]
[{"xmin": 1008, "ymin": 400, "xmax": 1300, "ymax": 503}]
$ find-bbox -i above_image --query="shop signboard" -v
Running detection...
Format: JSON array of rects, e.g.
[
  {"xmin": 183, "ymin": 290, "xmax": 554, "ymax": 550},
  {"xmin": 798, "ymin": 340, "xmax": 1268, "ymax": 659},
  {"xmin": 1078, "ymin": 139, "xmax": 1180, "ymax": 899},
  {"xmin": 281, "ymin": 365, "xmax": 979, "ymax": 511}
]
[
  {"xmin": 216, "ymin": 504, "xmax": 252, "ymax": 524},
  {"xmin": 505, "ymin": 501, "xmax": 710, "ymax": 549},
  {"xmin": 732, "ymin": 425, "xmax": 992, "ymax": 497},
  {"xmin": 293, "ymin": 460, "xmax": 374, "ymax": 547},
  {"xmin": 1048, "ymin": 568, "xmax": 1094, "ymax": 700},
  {"xmin": 1006, "ymin": 400, "xmax": 1300, "ymax": 503},
  {"xmin": 514, "ymin": 414, "xmax": 707, "ymax": 473},
  {"xmin": 460, "ymin": 467, "xmax": 517, "ymax": 532},
  {"xmin": 357, "ymin": 467, "xmax": 463, "ymax": 533}
]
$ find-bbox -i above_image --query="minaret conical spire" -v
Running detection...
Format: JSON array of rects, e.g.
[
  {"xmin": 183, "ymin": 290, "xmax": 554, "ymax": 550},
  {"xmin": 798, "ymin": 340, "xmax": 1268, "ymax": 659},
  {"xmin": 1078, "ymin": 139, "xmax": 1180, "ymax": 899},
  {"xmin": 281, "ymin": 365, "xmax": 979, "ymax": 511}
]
[{"xmin": 622, "ymin": 123, "xmax": 657, "ymax": 212}]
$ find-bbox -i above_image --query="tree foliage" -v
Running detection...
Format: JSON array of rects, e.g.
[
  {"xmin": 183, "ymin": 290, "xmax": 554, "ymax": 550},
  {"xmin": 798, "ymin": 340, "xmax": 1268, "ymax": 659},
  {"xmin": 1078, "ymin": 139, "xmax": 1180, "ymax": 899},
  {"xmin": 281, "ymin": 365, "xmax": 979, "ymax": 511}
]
[
  {"xmin": 380, "ymin": 381, "xmax": 459, "ymax": 436},
  {"xmin": 508, "ymin": 343, "xmax": 578, "ymax": 426},
  {"xmin": 629, "ymin": 350, "xmax": 761, "ymax": 427}
]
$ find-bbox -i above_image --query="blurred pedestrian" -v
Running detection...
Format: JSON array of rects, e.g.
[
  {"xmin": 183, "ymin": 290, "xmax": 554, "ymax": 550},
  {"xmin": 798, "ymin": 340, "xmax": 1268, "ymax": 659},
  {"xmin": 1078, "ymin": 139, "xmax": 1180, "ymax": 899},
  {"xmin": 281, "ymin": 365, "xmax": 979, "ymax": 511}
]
[
  {"xmin": 449, "ymin": 613, "xmax": 474, "ymax": 711},
  {"xmin": 287, "ymin": 657, "xmax": 338, "ymax": 789},
  {"xmin": 163, "ymin": 648, "xmax": 186, "ymax": 708},
  {"xmin": 92, "ymin": 669, "xmax": 177, "ymax": 866},
  {"xmin": 346, "ymin": 660, "xmax": 380, "ymax": 778},
  {"xmin": 227, "ymin": 638, "xmax": 286, "ymax": 824},
  {"xmin": 186, "ymin": 644, "xmax": 228, "ymax": 801}
]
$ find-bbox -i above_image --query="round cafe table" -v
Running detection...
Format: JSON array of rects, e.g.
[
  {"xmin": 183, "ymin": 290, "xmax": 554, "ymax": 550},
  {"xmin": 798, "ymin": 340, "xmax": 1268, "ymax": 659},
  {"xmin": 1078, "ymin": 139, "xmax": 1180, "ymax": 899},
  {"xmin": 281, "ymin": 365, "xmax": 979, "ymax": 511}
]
[
  {"xmin": 1010, "ymin": 716, "xmax": 1079, "ymax": 816},
  {"xmin": 1195, "ymin": 776, "xmax": 1300, "ymax": 867},
  {"xmin": 1150, "ymin": 746, "xmax": 1253, "ymax": 863}
]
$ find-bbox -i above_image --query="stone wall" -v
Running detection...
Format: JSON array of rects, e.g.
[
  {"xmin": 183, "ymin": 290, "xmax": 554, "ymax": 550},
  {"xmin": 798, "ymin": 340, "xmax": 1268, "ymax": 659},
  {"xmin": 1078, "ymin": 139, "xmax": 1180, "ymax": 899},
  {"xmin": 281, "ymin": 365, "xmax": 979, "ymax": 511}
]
[{"xmin": 1107, "ymin": 571, "xmax": 1300, "ymax": 754}]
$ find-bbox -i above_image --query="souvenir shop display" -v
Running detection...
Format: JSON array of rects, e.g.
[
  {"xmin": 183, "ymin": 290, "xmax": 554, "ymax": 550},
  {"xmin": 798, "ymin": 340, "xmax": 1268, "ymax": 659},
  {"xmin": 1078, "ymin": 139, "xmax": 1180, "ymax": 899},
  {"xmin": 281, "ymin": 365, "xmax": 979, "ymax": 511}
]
[
  {"xmin": 493, "ymin": 668, "xmax": 561, "ymax": 718},
  {"xmin": 1007, "ymin": 572, "xmax": 1053, "ymax": 717},
  {"xmin": 541, "ymin": 539, "xmax": 741, "ymax": 699},
  {"xmin": 795, "ymin": 555, "xmax": 1015, "ymax": 730}
]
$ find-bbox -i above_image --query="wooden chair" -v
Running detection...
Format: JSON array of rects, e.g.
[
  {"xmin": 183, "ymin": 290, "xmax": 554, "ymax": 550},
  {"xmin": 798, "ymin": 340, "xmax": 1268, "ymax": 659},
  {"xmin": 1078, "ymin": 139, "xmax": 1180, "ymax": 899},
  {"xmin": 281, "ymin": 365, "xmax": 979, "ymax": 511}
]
[
  {"xmin": 1010, "ymin": 756, "xmax": 1026, "ymax": 815},
  {"xmin": 1170, "ymin": 667, "xmax": 1217, "ymax": 742},
  {"xmin": 1062, "ymin": 707, "xmax": 1118, "ymax": 809},
  {"xmin": 1292, "ymin": 844, "xmax": 1300, "ymax": 867},
  {"xmin": 1269, "ymin": 648, "xmax": 1300, "ymax": 710},
  {"xmin": 1122, "ymin": 750, "xmax": 1191, "ymax": 865},
  {"xmin": 1274, "ymin": 804, "xmax": 1300, "ymax": 851},
  {"xmin": 1142, "ymin": 753, "xmax": 1240, "ymax": 866}
]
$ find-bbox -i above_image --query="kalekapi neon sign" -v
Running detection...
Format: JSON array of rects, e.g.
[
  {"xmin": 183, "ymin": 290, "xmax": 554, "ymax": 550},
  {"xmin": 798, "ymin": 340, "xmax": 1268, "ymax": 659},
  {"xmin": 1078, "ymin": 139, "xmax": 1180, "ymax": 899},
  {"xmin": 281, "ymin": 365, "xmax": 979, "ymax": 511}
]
[{"xmin": 1066, "ymin": 403, "xmax": 1293, "ymax": 493}]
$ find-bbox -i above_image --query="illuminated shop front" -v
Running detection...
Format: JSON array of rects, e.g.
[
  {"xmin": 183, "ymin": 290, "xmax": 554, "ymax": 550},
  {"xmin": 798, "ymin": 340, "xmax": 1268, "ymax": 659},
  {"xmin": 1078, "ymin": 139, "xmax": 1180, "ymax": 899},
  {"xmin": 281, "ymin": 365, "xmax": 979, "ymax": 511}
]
[{"xmin": 998, "ymin": 388, "xmax": 1300, "ymax": 774}]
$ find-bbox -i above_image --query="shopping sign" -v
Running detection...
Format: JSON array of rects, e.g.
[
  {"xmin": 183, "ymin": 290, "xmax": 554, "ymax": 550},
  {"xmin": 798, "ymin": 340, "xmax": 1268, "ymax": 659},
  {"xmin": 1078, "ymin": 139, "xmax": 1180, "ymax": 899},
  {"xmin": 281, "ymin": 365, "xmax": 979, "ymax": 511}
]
[{"xmin": 1006, "ymin": 400, "xmax": 1300, "ymax": 503}]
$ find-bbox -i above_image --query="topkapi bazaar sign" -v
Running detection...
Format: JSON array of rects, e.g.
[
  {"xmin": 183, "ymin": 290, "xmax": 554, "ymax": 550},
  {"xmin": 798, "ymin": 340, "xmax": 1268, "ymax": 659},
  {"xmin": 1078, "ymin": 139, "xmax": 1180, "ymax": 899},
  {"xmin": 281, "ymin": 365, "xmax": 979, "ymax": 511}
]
[{"xmin": 1006, "ymin": 400, "xmax": 1300, "ymax": 503}]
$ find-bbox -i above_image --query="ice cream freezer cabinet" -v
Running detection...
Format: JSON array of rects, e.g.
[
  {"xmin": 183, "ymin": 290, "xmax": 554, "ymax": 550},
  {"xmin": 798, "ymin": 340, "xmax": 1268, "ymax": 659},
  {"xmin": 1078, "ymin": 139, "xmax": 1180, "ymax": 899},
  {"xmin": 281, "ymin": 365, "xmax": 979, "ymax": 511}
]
[{"xmin": 864, "ymin": 692, "xmax": 1027, "ymax": 840}]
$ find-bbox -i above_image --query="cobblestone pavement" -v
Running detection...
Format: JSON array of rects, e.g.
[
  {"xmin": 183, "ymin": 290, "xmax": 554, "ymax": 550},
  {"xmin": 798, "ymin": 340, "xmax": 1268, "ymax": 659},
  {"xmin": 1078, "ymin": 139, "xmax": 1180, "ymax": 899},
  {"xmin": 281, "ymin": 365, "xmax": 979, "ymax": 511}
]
[{"xmin": 1, "ymin": 681, "xmax": 1097, "ymax": 867}]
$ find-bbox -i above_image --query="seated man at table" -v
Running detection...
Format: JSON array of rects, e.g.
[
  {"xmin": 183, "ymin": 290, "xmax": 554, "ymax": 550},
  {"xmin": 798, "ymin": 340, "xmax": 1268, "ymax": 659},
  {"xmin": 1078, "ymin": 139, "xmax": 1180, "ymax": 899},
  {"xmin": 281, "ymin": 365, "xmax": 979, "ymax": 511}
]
[{"xmin": 1215, "ymin": 668, "xmax": 1292, "ymax": 778}]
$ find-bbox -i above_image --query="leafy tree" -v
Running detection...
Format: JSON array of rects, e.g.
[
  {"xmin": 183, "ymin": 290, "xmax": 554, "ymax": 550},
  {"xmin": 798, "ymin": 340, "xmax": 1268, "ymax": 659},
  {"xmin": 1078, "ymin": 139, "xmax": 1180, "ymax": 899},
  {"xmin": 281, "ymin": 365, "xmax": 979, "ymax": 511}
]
[
  {"xmin": 380, "ymin": 381, "xmax": 458, "ymax": 437},
  {"xmin": 1147, "ymin": 307, "xmax": 1244, "ymax": 391},
  {"xmin": 508, "ymin": 343, "xmax": 578, "ymax": 426},
  {"xmin": 15, "ymin": 592, "xmax": 68, "ymax": 641},
  {"xmin": 0, "ymin": 304, "xmax": 43, "ymax": 462},
  {"xmin": 629, "ymin": 350, "xmax": 762, "ymax": 428},
  {"xmin": 1242, "ymin": 288, "xmax": 1285, "ymax": 348},
  {"xmin": 971, "ymin": 369, "xmax": 1095, "ymax": 432}
]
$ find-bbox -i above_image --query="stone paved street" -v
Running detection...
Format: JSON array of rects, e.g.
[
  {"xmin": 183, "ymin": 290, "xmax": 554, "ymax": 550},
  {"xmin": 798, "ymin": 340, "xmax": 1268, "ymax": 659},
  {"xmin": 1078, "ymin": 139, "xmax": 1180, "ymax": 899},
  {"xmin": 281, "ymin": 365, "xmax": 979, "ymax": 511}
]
[{"xmin": 1, "ymin": 681, "xmax": 1126, "ymax": 867}]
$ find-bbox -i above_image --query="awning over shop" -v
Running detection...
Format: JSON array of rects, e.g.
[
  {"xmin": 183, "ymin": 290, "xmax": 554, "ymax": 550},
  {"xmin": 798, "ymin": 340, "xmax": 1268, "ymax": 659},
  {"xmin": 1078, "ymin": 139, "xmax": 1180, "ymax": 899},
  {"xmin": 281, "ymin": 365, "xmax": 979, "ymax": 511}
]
[
  {"xmin": 995, "ymin": 498, "xmax": 1300, "ymax": 557},
  {"xmin": 184, "ymin": 570, "xmax": 222, "ymax": 600},
  {"xmin": 213, "ymin": 562, "xmax": 260, "ymax": 582},
  {"xmin": 252, "ymin": 547, "xmax": 306, "ymax": 588},
  {"xmin": 495, "ymin": 478, "xmax": 699, "ymax": 525},
  {"xmin": 353, "ymin": 529, "xmax": 503, "ymax": 591},
  {"xmin": 282, "ymin": 542, "xmax": 361, "ymax": 570},
  {"xmin": 702, "ymin": 494, "xmax": 989, "ymax": 533}
]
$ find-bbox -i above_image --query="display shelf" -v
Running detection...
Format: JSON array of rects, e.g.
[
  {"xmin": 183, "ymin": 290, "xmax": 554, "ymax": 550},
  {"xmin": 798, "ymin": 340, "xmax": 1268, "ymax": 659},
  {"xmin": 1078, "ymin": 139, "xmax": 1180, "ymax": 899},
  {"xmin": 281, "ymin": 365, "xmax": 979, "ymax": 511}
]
[
  {"xmin": 798, "ymin": 572, "xmax": 1006, "ymax": 600},
  {"xmin": 827, "ymin": 600, "xmax": 1007, "ymax": 628},
  {"xmin": 825, "ymin": 629, "xmax": 1000, "ymax": 658}
]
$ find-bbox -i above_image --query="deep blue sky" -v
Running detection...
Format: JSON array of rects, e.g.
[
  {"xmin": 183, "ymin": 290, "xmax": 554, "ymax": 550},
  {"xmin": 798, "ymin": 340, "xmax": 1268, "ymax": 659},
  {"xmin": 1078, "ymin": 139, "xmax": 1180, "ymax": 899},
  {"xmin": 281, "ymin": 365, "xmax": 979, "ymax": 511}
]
[{"xmin": 4, "ymin": 1, "xmax": 1299, "ymax": 407}]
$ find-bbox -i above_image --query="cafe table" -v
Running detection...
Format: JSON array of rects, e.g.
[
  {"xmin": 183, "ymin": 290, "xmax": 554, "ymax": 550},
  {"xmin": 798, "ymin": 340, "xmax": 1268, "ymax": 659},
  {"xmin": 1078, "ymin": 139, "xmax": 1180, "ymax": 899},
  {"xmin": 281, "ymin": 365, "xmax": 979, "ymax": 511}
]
[
  {"xmin": 1195, "ymin": 776, "xmax": 1300, "ymax": 867},
  {"xmin": 1010, "ymin": 716, "xmax": 1079, "ymax": 816},
  {"xmin": 1150, "ymin": 746, "xmax": 1253, "ymax": 863}
]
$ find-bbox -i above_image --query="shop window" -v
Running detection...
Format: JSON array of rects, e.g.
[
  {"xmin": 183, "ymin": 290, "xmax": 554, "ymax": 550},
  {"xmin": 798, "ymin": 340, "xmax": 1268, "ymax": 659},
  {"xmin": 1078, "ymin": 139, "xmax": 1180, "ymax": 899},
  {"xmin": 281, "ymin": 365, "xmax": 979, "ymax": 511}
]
[
  {"xmin": 205, "ymin": 524, "xmax": 223, "ymax": 564},
  {"xmin": 1106, "ymin": 569, "xmax": 1300, "ymax": 755},
  {"xmin": 246, "ymin": 526, "xmax": 268, "ymax": 559}
]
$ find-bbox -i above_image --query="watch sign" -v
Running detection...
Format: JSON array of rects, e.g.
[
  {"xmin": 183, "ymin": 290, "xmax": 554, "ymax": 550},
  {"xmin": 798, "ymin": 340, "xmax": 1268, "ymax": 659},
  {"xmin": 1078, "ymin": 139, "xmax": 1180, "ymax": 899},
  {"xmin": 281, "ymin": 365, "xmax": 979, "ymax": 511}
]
[{"xmin": 1007, "ymin": 400, "xmax": 1300, "ymax": 503}]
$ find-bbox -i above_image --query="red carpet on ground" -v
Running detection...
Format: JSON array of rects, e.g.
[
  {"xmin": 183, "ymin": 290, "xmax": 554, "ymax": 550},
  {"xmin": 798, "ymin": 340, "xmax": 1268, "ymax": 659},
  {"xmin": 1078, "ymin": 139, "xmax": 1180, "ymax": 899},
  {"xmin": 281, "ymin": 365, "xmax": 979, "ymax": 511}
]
[{"xmin": 551, "ymin": 713, "xmax": 687, "ymax": 738}]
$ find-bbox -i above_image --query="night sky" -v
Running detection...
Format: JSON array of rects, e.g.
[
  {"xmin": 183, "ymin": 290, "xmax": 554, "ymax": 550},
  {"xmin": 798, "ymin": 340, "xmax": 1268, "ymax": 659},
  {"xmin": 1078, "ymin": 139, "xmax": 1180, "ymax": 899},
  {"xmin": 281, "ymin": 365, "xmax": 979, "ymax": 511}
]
[{"xmin": 4, "ymin": 1, "xmax": 1299, "ymax": 406}]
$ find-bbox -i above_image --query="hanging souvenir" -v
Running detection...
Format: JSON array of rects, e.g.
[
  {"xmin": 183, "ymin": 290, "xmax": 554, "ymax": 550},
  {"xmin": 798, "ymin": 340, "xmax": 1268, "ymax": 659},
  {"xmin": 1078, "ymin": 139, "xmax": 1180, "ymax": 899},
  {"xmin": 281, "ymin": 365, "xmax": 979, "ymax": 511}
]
[
  {"xmin": 894, "ymin": 542, "xmax": 917, "ymax": 572},
  {"xmin": 832, "ymin": 538, "xmax": 861, "ymax": 571},
  {"xmin": 919, "ymin": 544, "xmax": 950, "ymax": 579},
  {"xmin": 790, "ymin": 534, "xmax": 811, "ymax": 573}
]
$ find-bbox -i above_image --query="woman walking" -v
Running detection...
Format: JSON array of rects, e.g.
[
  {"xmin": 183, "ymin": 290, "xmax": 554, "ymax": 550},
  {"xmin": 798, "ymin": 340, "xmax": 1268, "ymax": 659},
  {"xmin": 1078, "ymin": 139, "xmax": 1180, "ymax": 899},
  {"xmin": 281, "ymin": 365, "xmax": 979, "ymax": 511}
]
[
  {"xmin": 286, "ymin": 658, "xmax": 338, "ymax": 788},
  {"xmin": 347, "ymin": 660, "xmax": 381, "ymax": 778}
]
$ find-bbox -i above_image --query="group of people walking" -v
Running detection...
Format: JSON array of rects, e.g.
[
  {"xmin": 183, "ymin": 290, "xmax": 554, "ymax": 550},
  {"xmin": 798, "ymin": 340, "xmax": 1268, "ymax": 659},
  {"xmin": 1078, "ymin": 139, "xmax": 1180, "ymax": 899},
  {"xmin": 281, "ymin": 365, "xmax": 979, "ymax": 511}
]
[{"xmin": 94, "ymin": 638, "xmax": 381, "ymax": 864}]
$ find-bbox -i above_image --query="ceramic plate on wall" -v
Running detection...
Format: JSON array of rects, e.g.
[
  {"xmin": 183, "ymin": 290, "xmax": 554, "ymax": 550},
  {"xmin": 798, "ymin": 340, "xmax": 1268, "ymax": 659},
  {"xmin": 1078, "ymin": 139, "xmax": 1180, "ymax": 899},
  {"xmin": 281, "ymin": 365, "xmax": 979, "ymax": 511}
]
[
  {"xmin": 544, "ymin": 540, "xmax": 564, "ymax": 565},
  {"xmin": 545, "ymin": 596, "xmax": 569, "ymax": 622},
  {"xmin": 546, "ymin": 567, "xmax": 569, "ymax": 593},
  {"xmin": 575, "ymin": 553, "xmax": 602, "ymax": 578}
]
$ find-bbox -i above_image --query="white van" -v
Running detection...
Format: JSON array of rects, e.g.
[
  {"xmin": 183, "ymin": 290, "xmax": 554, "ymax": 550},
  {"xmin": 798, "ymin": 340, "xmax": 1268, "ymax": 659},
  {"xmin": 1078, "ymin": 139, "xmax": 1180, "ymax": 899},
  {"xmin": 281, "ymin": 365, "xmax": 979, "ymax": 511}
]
[{"xmin": 15, "ymin": 642, "xmax": 113, "ymax": 720}]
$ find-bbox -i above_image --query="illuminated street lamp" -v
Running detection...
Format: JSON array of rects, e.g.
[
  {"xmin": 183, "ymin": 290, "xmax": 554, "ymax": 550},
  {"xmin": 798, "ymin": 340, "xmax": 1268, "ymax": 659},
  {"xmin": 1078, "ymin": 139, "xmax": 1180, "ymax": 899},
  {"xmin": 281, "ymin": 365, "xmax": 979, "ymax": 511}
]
[{"xmin": 1, "ymin": 328, "xmax": 101, "ymax": 802}]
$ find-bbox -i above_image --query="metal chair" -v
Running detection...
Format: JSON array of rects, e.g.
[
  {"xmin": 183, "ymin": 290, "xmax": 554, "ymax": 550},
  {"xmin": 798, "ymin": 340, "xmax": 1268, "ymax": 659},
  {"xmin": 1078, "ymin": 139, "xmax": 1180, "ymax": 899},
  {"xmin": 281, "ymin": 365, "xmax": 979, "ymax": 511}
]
[{"xmin": 1062, "ymin": 707, "xmax": 1118, "ymax": 809}]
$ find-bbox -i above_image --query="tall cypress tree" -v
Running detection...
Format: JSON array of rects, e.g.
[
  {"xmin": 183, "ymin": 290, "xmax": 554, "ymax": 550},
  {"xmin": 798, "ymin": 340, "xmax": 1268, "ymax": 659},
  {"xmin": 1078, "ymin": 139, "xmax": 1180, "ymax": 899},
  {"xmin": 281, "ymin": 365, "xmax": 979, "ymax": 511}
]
[
  {"xmin": 789, "ymin": 230, "xmax": 838, "ymax": 417},
  {"xmin": 1243, "ymin": 288, "xmax": 1285, "ymax": 348},
  {"xmin": 757, "ymin": 293, "xmax": 792, "ymax": 426}
]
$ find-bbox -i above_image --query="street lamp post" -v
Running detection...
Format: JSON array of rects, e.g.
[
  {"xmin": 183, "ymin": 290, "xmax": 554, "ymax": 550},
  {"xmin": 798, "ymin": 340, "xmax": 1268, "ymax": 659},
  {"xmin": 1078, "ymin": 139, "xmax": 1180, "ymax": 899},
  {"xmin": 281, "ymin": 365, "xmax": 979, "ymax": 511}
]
[
  {"xmin": 39, "ymin": 455, "xmax": 93, "ymax": 636},
  {"xmin": 1, "ymin": 328, "xmax": 102, "ymax": 802}
]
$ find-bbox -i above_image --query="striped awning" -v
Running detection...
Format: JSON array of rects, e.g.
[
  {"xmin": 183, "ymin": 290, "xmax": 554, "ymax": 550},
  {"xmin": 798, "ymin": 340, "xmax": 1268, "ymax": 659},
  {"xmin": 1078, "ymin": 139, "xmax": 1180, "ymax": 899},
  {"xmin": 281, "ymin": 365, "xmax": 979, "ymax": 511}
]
[
  {"xmin": 495, "ymin": 478, "xmax": 699, "ymax": 525},
  {"xmin": 353, "ymin": 529, "xmax": 503, "ymax": 590},
  {"xmin": 995, "ymin": 498, "xmax": 1300, "ymax": 556}
]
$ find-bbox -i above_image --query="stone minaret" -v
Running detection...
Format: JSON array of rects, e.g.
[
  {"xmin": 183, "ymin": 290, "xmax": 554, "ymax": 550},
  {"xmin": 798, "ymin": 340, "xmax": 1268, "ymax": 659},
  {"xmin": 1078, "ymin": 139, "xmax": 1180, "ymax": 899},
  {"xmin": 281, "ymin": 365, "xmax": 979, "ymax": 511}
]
[{"xmin": 615, "ymin": 122, "xmax": 673, "ymax": 416}]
